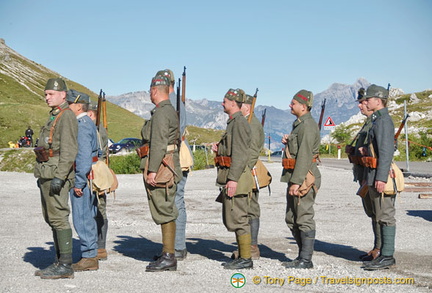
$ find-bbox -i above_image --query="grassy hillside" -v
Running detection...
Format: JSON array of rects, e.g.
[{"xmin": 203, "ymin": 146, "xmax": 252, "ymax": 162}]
[{"xmin": 0, "ymin": 40, "xmax": 145, "ymax": 147}]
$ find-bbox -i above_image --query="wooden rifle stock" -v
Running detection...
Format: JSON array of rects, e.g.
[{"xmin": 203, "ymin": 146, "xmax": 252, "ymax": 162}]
[
  {"xmin": 248, "ymin": 88, "xmax": 259, "ymax": 123},
  {"xmin": 394, "ymin": 114, "xmax": 409, "ymax": 142},
  {"xmin": 96, "ymin": 89, "xmax": 103, "ymax": 127},
  {"xmin": 318, "ymin": 98, "xmax": 326, "ymax": 131},
  {"xmin": 102, "ymin": 91, "xmax": 108, "ymax": 130},
  {"xmin": 261, "ymin": 108, "xmax": 266, "ymax": 127}
]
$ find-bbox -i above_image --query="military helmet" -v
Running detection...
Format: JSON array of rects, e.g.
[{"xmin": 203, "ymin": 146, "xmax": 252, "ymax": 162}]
[
  {"xmin": 364, "ymin": 84, "xmax": 388, "ymax": 100},
  {"xmin": 357, "ymin": 87, "xmax": 366, "ymax": 101},
  {"xmin": 150, "ymin": 75, "xmax": 171, "ymax": 87},
  {"xmin": 224, "ymin": 88, "xmax": 246, "ymax": 103},
  {"xmin": 45, "ymin": 78, "xmax": 68, "ymax": 91},
  {"xmin": 293, "ymin": 89, "xmax": 314, "ymax": 108},
  {"xmin": 66, "ymin": 89, "xmax": 90, "ymax": 104},
  {"xmin": 155, "ymin": 69, "xmax": 175, "ymax": 84},
  {"xmin": 244, "ymin": 94, "xmax": 254, "ymax": 105}
]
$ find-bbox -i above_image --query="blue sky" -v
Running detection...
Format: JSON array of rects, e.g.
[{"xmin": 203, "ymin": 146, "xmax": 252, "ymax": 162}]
[{"xmin": 1, "ymin": 0, "xmax": 431, "ymax": 109}]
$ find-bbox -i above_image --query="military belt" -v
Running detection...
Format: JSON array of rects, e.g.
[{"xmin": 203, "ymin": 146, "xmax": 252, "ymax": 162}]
[
  {"xmin": 282, "ymin": 157, "xmax": 317, "ymax": 170},
  {"xmin": 214, "ymin": 156, "xmax": 231, "ymax": 167}
]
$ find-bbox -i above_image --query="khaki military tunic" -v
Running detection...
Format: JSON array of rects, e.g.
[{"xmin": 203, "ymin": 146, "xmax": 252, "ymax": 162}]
[
  {"xmin": 141, "ymin": 99, "xmax": 180, "ymax": 225},
  {"xmin": 247, "ymin": 114, "xmax": 265, "ymax": 220},
  {"xmin": 217, "ymin": 111, "xmax": 253, "ymax": 235},
  {"xmin": 34, "ymin": 101, "xmax": 78, "ymax": 230},
  {"xmin": 281, "ymin": 112, "xmax": 320, "ymax": 232}
]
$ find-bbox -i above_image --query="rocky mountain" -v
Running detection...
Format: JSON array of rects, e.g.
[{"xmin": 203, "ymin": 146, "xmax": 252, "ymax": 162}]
[{"xmin": 106, "ymin": 78, "xmax": 377, "ymax": 151}]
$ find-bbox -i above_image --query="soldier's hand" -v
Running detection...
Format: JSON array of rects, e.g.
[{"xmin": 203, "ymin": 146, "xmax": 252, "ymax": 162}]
[
  {"xmin": 281, "ymin": 134, "xmax": 289, "ymax": 144},
  {"xmin": 73, "ymin": 188, "xmax": 83, "ymax": 197},
  {"xmin": 211, "ymin": 143, "xmax": 218, "ymax": 153},
  {"xmin": 288, "ymin": 184, "xmax": 300, "ymax": 196},
  {"xmin": 50, "ymin": 177, "xmax": 65, "ymax": 195},
  {"xmin": 375, "ymin": 180, "xmax": 386, "ymax": 193},
  {"xmin": 146, "ymin": 172, "xmax": 157, "ymax": 187},
  {"xmin": 225, "ymin": 181, "xmax": 238, "ymax": 198}
]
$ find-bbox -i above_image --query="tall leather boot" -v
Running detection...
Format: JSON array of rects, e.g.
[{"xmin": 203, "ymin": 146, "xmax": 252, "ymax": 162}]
[
  {"xmin": 282, "ymin": 228, "xmax": 302, "ymax": 268},
  {"xmin": 224, "ymin": 234, "xmax": 253, "ymax": 270},
  {"xmin": 97, "ymin": 219, "xmax": 108, "ymax": 260},
  {"xmin": 364, "ymin": 225, "xmax": 396, "ymax": 270},
  {"xmin": 285, "ymin": 230, "xmax": 315, "ymax": 269},
  {"xmin": 40, "ymin": 229, "xmax": 74, "ymax": 279},
  {"xmin": 146, "ymin": 221, "xmax": 177, "ymax": 272},
  {"xmin": 250, "ymin": 218, "xmax": 260, "ymax": 260}
]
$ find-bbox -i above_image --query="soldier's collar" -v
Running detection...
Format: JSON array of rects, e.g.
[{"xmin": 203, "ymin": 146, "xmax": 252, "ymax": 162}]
[{"xmin": 51, "ymin": 101, "xmax": 69, "ymax": 116}]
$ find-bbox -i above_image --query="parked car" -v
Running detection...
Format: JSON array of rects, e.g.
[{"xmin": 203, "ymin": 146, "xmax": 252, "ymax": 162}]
[
  {"xmin": 271, "ymin": 150, "xmax": 283, "ymax": 157},
  {"xmin": 109, "ymin": 138, "xmax": 142, "ymax": 154}
]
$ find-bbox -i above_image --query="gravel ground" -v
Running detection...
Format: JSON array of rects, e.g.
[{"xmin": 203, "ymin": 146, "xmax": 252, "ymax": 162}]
[{"xmin": 0, "ymin": 161, "xmax": 431, "ymax": 293}]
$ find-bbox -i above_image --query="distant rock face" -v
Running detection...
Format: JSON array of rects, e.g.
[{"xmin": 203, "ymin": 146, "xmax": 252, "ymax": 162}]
[
  {"xmin": 106, "ymin": 78, "xmax": 392, "ymax": 150},
  {"xmin": 410, "ymin": 93, "xmax": 420, "ymax": 103}
]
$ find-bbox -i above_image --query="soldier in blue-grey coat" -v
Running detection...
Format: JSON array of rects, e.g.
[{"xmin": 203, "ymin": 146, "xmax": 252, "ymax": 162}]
[
  {"xmin": 361, "ymin": 84, "xmax": 396, "ymax": 271},
  {"xmin": 67, "ymin": 90, "xmax": 100, "ymax": 272}
]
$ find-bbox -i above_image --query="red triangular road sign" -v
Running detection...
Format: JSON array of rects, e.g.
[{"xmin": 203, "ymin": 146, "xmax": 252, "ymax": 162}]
[{"xmin": 324, "ymin": 116, "xmax": 336, "ymax": 126}]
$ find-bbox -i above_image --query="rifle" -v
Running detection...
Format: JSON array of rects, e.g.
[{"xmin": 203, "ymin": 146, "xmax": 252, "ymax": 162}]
[
  {"xmin": 394, "ymin": 114, "xmax": 409, "ymax": 149},
  {"xmin": 102, "ymin": 91, "xmax": 107, "ymax": 131},
  {"xmin": 181, "ymin": 66, "xmax": 186, "ymax": 104},
  {"xmin": 261, "ymin": 108, "xmax": 266, "ymax": 127},
  {"xmin": 96, "ymin": 89, "xmax": 103, "ymax": 127},
  {"xmin": 248, "ymin": 88, "xmax": 259, "ymax": 123},
  {"xmin": 318, "ymin": 98, "xmax": 326, "ymax": 131}
]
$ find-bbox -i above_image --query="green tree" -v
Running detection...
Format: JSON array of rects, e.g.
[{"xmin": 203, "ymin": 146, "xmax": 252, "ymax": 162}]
[{"xmin": 331, "ymin": 124, "xmax": 353, "ymax": 145}]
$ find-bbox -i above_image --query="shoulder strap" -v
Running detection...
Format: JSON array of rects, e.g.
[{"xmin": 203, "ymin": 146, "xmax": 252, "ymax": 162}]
[{"xmin": 48, "ymin": 108, "xmax": 72, "ymax": 155}]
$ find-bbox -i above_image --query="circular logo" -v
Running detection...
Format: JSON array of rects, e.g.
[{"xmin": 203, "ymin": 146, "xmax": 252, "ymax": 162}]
[{"xmin": 230, "ymin": 273, "xmax": 246, "ymax": 288}]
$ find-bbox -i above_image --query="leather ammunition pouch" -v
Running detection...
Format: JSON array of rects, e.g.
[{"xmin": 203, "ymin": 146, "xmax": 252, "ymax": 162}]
[
  {"xmin": 136, "ymin": 144, "xmax": 149, "ymax": 158},
  {"xmin": 361, "ymin": 156, "xmax": 377, "ymax": 168},
  {"xmin": 282, "ymin": 158, "xmax": 296, "ymax": 170},
  {"xmin": 282, "ymin": 157, "xmax": 317, "ymax": 170},
  {"xmin": 214, "ymin": 156, "xmax": 231, "ymax": 168},
  {"xmin": 348, "ymin": 155, "xmax": 363, "ymax": 165},
  {"xmin": 34, "ymin": 147, "xmax": 49, "ymax": 163}
]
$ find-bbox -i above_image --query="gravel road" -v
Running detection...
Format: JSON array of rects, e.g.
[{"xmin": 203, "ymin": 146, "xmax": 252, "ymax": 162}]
[{"xmin": 0, "ymin": 161, "xmax": 431, "ymax": 292}]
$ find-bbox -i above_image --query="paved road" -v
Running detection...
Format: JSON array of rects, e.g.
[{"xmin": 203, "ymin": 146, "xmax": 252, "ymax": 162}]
[{"xmin": 266, "ymin": 156, "xmax": 432, "ymax": 178}]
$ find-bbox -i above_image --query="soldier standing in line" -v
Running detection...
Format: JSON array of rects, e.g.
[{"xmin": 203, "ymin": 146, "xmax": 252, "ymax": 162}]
[
  {"xmin": 88, "ymin": 103, "xmax": 110, "ymax": 261},
  {"xmin": 155, "ymin": 69, "xmax": 192, "ymax": 260},
  {"xmin": 34, "ymin": 78, "xmax": 78, "ymax": 279},
  {"xmin": 230, "ymin": 94, "xmax": 264, "ymax": 260},
  {"xmin": 67, "ymin": 90, "xmax": 100, "ymax": 272},
  {"xmin": 140, "ymin": 75, "xmax": 181, "ymax": 272},
  {"xmin": 281, "ymin": 90, "xmax": 321, "ymax": 269},
  {"xmin": 214, "ymin": 88, "xmax": 254, "ymax": 270},
  {"xmin": 346, "ymin": 88, "xmax": 381, "ymax": 261},
  {"xmin": 361, "ymin": 84, "xmax": 396, "ymax": 271}
]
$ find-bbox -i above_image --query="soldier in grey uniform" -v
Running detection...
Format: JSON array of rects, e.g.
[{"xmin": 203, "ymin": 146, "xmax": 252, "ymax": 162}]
[
  {"xmin": 34, "ymin": 78, "xmax": 78, "ymax": 279},
  {"xmin": 230, "ymin": 94, "xmax": 264, "ymax": 260},
  {"xmin": 347, "ymin": 88, "xmax": 381, "ymax": 261},
  {"xmin": 140, "ymin": 75, "xmax": 181, "ymax": 272},
  {"xmin": 155, "ymin": 69, "xmax": 192, "ymax": 260},
  {"xmin": 361, "ymin": 84, "xmax": 396, "ymax": 270},
  {"xmin": 88, "ymin": 103, "xmax": 110, "ymax": 261},
  {"xmin": 215, "ymin": 88, "xmax": 254, "ymax": 270},
  {"xmin": 281, "ymin": 90, "xmax": 321, "ymax": 269}
]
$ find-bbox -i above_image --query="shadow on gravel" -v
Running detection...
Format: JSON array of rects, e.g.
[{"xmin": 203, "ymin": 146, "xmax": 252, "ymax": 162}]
[
  {"xmin": 187, "ymin": 238, "xmax": 291, "ymax": 263},
  {"xmin": 406, "ymin": 210, "xmax": 432, "ymax": 222},
  {"xmin": 314, "ymin": 240, "xmax": 366, "ymax": 262},
  {"xmin": 24, "ymin": 238, "xmax": 81, "ymax": 269},
  {"xmin": 113, "ymin": 235, "xmax": 161, "ymax": 261}
]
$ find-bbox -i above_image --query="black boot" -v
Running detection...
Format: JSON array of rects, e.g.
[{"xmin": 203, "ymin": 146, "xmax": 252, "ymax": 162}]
[
  {"xmin": 284, "ymin": 230, "xmax": 315, "ymax": 269},
  {"xmin": 282, "ymin": 228, "xmax": 302, "ymax": 267},
  {"xmin": 146, "ymin": 252, "xmax": 177, "ymax": 272},
  {"xmin": 363, "ymin": 226, "xmax": 396, "ymax": 270},
  {"xmin": 223, "ymin": 258, "xmax": 253, "ymax": 270},
  {"xmin": 40, "ymin": 254, "xmax": 74, "ymax": 279}
]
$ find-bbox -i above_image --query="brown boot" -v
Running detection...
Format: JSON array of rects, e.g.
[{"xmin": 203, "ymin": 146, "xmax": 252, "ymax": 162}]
[
  {"xmin": 360, "ymin": 248, "xmax": 380, "ymax": 261},
  {"xmin": 72, "ymin": 257, "xmax": 99, "ymax": 272},
  {"xmin": 97, "ymin": 249, "xmax": 108, "ymax": 261},
  {"xmin": 251, "ymin": 245, "xmax": 260, "ymax": 260}
]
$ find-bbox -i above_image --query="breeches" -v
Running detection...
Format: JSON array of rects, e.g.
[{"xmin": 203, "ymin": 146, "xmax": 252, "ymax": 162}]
[
  {"xmin": 145, "ymin": 182, "xmax": 178, "ymax": 225},
  {"xmin": 285, "ymin": 185, "xmax": 317, "ymax": 232},
  {"xmin": 368, "ymin": 186, "xmax": 396, "ymax": 226},
  {"xmin": 223, "ymin": 193, "xmax": 250, "ymax": 236},
  {"xmin": 38, "ymin": 178, "xmax": 72, "ymax": 231}
]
